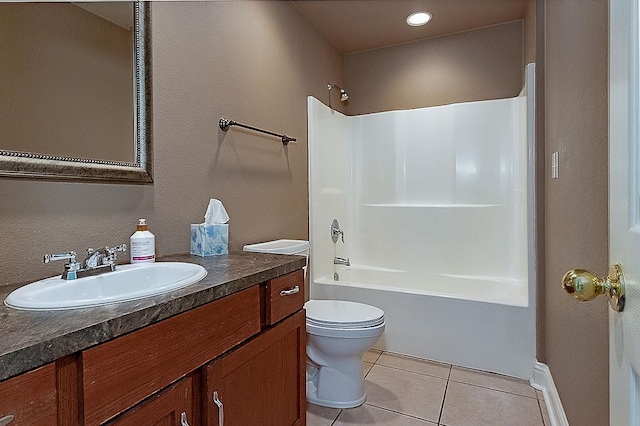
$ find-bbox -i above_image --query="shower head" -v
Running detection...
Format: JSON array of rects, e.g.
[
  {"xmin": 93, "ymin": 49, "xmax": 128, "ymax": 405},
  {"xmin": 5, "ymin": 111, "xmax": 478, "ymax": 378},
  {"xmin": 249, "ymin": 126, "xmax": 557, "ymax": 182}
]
[{"xmin": 327, "ymin": 83, "xmax": 349, "ymax": 102}]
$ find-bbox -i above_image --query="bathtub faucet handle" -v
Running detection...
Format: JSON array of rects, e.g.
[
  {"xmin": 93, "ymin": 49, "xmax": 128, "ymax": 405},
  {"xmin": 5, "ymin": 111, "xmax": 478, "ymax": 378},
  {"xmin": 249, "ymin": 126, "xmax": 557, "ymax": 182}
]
[{"xmin": 331, "ymin": 219, "xmax": 345, "ymax": 243}]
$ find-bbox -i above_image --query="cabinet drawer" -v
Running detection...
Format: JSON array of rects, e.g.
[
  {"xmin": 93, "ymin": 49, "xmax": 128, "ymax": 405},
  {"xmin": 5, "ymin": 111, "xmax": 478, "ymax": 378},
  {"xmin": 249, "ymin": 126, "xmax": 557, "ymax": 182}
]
[
  {"xmin": 0, "ymin": 363, "xmax": 57, "ymax": 425},
  {"xmin": 105, "ymin": 375, "xmax": 195, "ymax": 426},
  {"xmin": 266, "ymin": 270, "xmax": 304, "ymax": 325},
  {"xmin": 82, "ymin": 286, "xmax": 261, "ymax": 425}
]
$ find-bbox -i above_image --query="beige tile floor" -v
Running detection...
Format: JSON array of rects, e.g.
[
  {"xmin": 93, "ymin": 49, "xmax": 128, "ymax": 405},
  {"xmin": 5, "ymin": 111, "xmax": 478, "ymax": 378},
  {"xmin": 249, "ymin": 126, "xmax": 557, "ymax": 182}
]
[{"xmin": 307, "ymin": 349, "xmax": 551, "ymax": 426}]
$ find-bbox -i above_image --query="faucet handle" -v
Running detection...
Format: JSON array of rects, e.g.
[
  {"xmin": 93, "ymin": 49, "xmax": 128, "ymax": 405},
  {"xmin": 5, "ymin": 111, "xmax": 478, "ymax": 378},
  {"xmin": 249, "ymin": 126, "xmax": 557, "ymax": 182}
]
[
  {"xmin": 331, "ymin": 219, "xmax": 345, "ymax": 243},
  {"xmin": 84, "ymin": 244, "xmax": 127, "ymax": 267},
  {"xmin": 109, "ymin": 244, "xmax": 127, "ymax": 254},
  {"xmin": 44, "ymin": 252, "xmax": 80, "ymax": 276},
  {"xmin": 44, "ymin": 251, "xmax": 77, "ymax": 264},
  {"xmin": 103, "ymin": 244, "xmax": 127, "ymax": 265}
]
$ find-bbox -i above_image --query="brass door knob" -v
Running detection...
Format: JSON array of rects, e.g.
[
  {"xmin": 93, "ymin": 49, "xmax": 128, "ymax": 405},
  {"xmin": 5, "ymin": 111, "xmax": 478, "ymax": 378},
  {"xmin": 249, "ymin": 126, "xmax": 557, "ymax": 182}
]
[{"xmin": 562, "ymin": 264, "xmax": 625, "ymax": 312}]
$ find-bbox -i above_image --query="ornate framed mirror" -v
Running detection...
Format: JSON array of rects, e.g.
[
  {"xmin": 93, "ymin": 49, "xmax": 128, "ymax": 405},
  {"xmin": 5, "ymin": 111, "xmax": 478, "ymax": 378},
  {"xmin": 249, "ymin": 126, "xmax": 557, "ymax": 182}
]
[{"xmin": 0, "ymin": 1, "xmax": 152, "ymax": 183}]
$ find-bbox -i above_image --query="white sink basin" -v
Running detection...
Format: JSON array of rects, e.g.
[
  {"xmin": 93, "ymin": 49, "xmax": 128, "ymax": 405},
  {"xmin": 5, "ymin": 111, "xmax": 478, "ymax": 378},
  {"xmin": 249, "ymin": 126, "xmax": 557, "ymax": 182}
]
[{"xmin": 5, "ymin": 262, "xmax": 208, "ymax": 310}]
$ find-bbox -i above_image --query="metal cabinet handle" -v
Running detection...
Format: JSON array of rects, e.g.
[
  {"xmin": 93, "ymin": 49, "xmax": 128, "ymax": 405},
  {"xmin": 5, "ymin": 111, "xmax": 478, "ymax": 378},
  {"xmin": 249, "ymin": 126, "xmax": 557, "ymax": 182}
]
[
  {"xmin": 180, "ymin": 412, "xmax": 189, "ymax": 426},
  {"xmin": 213, "ymin": 391, "xmax": 224, "ymax": 426},
  {"xmin": 280, "ymin": 285, "xmax": 300, "ymax": 296},
  {"xmin": 0, "ymin": 415, "xmax": 14, "ymax": 426}
]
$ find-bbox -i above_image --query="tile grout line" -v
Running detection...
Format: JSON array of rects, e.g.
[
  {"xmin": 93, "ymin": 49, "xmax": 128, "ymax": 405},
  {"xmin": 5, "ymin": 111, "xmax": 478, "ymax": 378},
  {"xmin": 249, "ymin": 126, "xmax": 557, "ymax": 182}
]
[
  {"xmin": 329, "ymin": 408, "xmax": 342, "ymax": 426},
  {"xmin": 365, "ymin": 402, "xmax": 439, "ymax": 424},
  {"xmin": 363, "ymin": 350, "xmax": 381, "ymax": 380},
  {"xmin": 447, "ymin": 378, "xmax": 538, "ymax": 400},
  {"xmin": 382, "ymin": 352, "xmax": 534, "ymax": 398},
  {"xmin": 536, "ymin": 393, "xmax": 547, "ymax": 426},
  {"xmin": 436, "ymin": 364, "xmax": 453, "ymax": 425},
  {"xmin": 374, "ymin": 363, "xmax": 452, "ymax": 381}
]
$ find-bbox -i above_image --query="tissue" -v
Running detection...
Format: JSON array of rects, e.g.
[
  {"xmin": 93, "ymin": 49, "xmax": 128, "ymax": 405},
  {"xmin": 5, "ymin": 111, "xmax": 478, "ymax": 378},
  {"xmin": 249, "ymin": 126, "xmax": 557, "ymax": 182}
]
[
  {"xmin": 190, "ymin": 198, "xmax": 229, "ymax": 256},
  {"xmin": 204, "ymin": 198, "xmax": 229, "ymax": 224}
]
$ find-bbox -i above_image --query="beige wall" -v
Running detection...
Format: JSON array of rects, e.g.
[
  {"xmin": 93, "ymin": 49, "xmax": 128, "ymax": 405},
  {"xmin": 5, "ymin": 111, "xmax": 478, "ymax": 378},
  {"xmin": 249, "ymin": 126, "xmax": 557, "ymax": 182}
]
[
  {"xmin": 0, "ymin": 3, "xmax": 133, "ymax": 162},
  {"xmin": 535, "ymin": 0, "xmax": 547, "ymax": 366},
  {"xmin": 344, "ymin": 20, "xmax": 524, "ymax": 115},
  {"xmin": 524, "ymin": 0, "xmax": 536, "ymax": 66},
  {"xmin": 544, "ymin": 1, "xmax": 609, "ymax": 425},
  {"xmin": 0, "ymin": 1, "xmax": 343, "ymax": 285}
]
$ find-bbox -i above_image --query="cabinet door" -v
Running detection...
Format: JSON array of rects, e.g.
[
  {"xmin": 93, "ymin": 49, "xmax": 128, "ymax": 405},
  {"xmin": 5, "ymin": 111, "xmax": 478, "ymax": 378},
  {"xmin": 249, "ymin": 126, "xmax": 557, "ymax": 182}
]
[
  {"xmin": 0, "ymin": 363, "xmax": 57, "ymax": 425},
  {"xmin": 204, "ymin": 311, "xmax": 306, "ymax": 426},
  {"xmin": 106, "ymin": 375, "xmax": 196, "ymax": 426}
]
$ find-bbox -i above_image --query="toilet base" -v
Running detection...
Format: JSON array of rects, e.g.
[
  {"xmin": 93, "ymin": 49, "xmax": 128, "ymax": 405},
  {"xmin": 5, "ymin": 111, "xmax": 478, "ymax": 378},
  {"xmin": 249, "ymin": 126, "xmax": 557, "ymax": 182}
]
[
  {"xmin": 305, "ymin": 355, "xmax": 368, "ymax": 409},
  {"xmin": 306, "ymin": 380, "xmax": 366, "ymax": 409}
]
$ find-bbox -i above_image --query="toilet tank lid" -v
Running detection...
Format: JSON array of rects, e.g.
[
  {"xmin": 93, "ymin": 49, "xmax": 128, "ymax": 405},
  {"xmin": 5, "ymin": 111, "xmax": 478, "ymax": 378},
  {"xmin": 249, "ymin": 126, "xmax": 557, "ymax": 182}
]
[{"xmin": 243, "ymin": 239, "xmax": 309, "ymax": 255}]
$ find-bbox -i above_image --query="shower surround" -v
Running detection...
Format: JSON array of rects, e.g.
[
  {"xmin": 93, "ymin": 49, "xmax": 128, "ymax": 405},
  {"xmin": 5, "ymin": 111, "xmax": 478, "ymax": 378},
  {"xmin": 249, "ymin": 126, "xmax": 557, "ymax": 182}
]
[{"xmin": 308, "ymin": 64, "xmax": 536, "ymax": 379}]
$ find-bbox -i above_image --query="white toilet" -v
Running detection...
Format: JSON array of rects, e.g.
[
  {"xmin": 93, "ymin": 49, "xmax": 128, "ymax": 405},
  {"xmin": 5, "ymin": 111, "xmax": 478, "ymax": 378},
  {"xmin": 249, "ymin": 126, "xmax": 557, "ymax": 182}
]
[
  {"xmin": 304, "ymin": 299, "xmax": 385, "ymax": 408},
  {"xmin": 243, "ymin": 240, "xmax": 385, "ymax": 408}
]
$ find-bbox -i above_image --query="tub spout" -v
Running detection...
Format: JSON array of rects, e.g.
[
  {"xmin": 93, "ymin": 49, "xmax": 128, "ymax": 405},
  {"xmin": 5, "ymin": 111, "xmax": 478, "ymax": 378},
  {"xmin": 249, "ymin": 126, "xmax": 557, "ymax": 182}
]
[{"xmin": 334, "ymin": 256, "xmax": 350, "ymax": 266}]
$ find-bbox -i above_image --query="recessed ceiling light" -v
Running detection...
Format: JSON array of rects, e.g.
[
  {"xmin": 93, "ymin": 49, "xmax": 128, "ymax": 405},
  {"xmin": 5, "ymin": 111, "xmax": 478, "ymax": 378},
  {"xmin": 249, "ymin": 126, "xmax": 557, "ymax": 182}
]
[{"xmin": 406, "ymin": 11, "xmax": 432, "ymax": 27}]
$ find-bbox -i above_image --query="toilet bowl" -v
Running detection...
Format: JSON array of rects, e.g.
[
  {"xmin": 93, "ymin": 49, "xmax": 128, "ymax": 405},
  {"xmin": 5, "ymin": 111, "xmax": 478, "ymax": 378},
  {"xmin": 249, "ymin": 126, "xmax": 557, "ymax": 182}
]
[{"xmin": 305, "ymin": 299, "xmax": 385, "ymax": 408}]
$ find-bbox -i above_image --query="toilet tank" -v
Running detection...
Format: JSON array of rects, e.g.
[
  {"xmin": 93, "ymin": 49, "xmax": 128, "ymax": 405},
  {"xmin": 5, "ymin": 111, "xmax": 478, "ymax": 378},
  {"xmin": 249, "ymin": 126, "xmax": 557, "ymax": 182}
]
[{"xmin": 243, "ymin": 239, "xmax": 309, "ymax": 256}]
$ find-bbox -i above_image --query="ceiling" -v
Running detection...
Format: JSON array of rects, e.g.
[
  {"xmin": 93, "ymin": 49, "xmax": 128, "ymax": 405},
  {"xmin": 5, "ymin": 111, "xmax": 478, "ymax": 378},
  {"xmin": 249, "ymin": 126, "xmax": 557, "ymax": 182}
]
[
  {"xmin": 292, "ymin": 0, "xmax": 528, "ymax": 54},
  {"xmin": 73, "ymin": 2, "xmax": 133, "ymax": 30}
]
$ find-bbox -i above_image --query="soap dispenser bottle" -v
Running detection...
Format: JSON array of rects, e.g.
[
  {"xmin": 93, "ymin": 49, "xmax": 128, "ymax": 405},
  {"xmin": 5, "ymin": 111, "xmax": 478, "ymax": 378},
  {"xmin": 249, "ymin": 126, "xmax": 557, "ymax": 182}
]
[{"xmin": 130, "ymin": 218, "xmax": 155, "ymax": 264}]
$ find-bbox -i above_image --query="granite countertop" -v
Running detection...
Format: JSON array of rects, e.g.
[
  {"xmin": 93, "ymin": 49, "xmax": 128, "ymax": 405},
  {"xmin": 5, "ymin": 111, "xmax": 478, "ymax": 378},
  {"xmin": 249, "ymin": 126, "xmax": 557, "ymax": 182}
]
[{"xmin": 0, "ymin": 252, "xmax": 306, "ymax": 382}]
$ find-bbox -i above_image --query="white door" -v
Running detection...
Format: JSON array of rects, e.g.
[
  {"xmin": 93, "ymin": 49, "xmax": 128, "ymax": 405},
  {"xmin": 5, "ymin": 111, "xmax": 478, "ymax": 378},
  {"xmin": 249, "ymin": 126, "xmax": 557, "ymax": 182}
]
[{"xmin": 610, "ymin": 0, "xmax": 640, "ymax": 424}]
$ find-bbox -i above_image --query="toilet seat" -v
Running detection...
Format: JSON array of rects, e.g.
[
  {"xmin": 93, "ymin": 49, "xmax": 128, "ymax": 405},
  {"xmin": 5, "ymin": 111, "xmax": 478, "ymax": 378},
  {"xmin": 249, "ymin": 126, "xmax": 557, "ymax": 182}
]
[
  {"xmin": 305, "ymin": 299, "xmax": 385, "ymax": 330},
  {"xmin": 306, "ymin": 316, "xmax": 384, "ymax": 329},
  {"xmin": 306, "ymin": 320, "xmax": 385, "ymax": 339}
]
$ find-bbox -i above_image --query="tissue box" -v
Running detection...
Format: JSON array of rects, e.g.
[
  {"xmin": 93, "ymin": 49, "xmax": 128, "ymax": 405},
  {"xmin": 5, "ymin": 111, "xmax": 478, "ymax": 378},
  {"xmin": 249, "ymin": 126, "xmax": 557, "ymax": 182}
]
[{"xmin": 190, "ymin": 224, "xmax": 228, "ymax": 256}]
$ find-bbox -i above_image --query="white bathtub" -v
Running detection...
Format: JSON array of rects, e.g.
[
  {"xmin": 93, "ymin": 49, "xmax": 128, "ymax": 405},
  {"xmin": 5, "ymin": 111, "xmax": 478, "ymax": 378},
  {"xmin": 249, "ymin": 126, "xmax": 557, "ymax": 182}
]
[{"xmin": 311, "ymin": 265, "xmax": 535, "ymax": 379}]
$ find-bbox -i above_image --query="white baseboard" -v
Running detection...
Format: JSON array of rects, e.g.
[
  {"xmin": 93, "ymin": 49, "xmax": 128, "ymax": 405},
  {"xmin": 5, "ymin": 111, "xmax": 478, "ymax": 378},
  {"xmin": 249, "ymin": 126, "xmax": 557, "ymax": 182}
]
[{"xmin": 530, "ymin": 361, "xmax": 569, "ymax": 426}]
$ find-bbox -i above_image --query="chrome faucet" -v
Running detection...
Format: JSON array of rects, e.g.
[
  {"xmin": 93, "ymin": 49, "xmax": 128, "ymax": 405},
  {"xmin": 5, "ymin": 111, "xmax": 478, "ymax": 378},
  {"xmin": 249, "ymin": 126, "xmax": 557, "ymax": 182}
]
[
  {"xmin": 83, "ymin": 245, "xmax": 126, "ymax": 269},
  {"xmin": 44, "ymin": 244, "xmax": 127, "ymax": 280},
  {"xmin": 334, "ymin": 256, "xmax": 350, "ymax": 266}
]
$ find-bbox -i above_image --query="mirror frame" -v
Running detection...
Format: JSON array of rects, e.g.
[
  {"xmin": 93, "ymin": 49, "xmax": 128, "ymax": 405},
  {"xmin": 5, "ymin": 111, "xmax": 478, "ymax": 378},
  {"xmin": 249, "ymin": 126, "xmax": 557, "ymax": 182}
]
[{"xmin": 0, "ymin": 1, "xmax": 153, "ymax": 184}]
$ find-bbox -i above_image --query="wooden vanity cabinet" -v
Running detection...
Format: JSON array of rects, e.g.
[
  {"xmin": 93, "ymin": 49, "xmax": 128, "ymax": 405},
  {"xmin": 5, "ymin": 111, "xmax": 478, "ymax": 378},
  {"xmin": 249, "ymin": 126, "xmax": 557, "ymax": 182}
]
[
  {"xmin": 0, "ymin": 363, "xmax": 57, "ymax": 425},
  {"xmin": 0, "ymin": 269, "xmax": 306, "ymax": 426}
]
